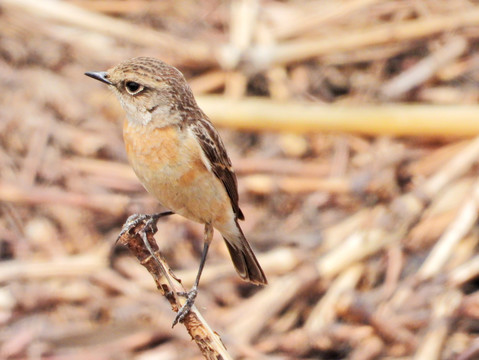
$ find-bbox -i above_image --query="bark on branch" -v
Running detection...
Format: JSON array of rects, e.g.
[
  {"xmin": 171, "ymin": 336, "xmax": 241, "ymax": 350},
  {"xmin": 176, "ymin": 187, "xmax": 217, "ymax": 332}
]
[{"xmin": 117, "ymin": 215, "xmax": 232, "ymax": 360}]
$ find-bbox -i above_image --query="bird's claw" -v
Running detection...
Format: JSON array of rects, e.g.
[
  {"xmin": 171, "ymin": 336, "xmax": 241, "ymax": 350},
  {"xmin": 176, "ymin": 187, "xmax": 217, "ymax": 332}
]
[
  {"xmin": 118, "ymin": 212, "xmax": 173, "ymax": 241},
  {"xmin": 172, "ymin": 287, "xmax": 198, "ymax": 327},
  {"xmin": 117, "ymin": 214, "xmax": 149, "ymax": 241}
]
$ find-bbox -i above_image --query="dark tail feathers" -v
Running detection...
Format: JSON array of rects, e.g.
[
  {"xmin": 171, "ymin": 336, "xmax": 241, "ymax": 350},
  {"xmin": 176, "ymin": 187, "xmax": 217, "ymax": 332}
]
[{"xmin": 223, "ymin": 234, "xmax": 267, "ymax": 285}]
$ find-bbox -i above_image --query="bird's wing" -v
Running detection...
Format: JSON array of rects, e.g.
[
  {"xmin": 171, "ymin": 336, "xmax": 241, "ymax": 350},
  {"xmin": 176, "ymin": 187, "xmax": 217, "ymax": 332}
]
[{"xmin": 190, "ymin": 117, "xmax": 244, "ymax": 220}]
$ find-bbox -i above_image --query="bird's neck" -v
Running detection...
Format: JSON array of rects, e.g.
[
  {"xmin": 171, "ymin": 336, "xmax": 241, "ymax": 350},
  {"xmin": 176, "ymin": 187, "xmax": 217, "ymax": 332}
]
[{"xmin": 123, "ymin": 102, "xmax": 183, "ymax": 128}]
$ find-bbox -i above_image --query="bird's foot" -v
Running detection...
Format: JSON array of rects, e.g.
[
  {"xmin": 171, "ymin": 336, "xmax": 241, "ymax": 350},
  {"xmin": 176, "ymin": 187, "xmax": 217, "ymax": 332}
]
[
  {"xmin": 118, "ymin": 213, "xmax": 149, "ymax": 240},
  {"xmin": 118, "ymin": 212, "xmax": 174, "ymax": 241},
  {"xmin": 172, "ymin": 286, "xmax": 198, "ymax": 327}
]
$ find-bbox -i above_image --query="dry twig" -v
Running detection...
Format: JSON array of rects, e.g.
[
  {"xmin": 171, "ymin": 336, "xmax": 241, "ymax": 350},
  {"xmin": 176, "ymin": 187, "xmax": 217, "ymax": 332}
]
[{"xmin": 116, "ymin": 214, "xmax": 232, "ymax": 360}]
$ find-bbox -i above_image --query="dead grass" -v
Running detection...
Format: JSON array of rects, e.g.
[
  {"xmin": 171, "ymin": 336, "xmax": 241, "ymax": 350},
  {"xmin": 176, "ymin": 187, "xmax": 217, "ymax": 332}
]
[{"xmin": 1, "ymin": 0, "xmax": 479, "ymax": 359}]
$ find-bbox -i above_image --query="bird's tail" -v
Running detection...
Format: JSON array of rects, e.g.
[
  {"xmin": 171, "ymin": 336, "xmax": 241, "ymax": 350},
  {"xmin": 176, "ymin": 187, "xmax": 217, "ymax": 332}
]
[{"xmin": 223, "ymin": 225, "xmax": 267, "ymax": 285}]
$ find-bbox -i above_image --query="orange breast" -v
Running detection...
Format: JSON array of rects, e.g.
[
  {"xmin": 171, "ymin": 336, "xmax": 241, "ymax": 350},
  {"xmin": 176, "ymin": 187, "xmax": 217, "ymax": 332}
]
[
  {"xmin": 122, "ymin": 119, "xmax": 234, "ymax": 226},
  {"xmin": 123, "ymin": 121, "xmax": 180, "ymax": 170}
]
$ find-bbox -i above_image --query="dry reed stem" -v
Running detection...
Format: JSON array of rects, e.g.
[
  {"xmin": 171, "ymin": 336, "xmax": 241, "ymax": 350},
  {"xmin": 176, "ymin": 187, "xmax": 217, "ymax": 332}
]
[
  {"xmin": 419, "ymin": 136, "xmax": 479, "ymax": 199},
  {"xmin": 418, "ymin": 179, "xmax": 479, "ymax": 280},
  {"xmin": 61, "ymin": 157, "xmax": 137, "ymax": 182},
  {"xmin": 189, "ymin": 70, "xmax": 228, "ymax": 95},
  {"xmin": 197, "ymin": 96, "xmax": 479, "ymax": 136},
  {"xmin": 321, "ymin": 42, "xmax": 412, "ymax": 66},
  {"xmin": 0, "ymin": 182, "xmax": 129, "ymax": 215},
  {"xmin": 242, "ymin": 174, "xmax": 349, "ymax": 195},
  {"xmin": 117, "ymin": 217, "xmax": 232, "ymax": 360},
  {"xmin": 70, "ymin": 0, "xmax": 169, "ymax": 15},
  {"xmin": 235, "ymin": 157, "xmax": 330, "ymax": 177},
  {"xmin": 456, "ymin": 339, "xmax": 479, "ymax": 360},
  {"xmin": 0, "ymin": 246, "xmax": 108, "ymax": 282},
  {"xmin": 222, "ymin": 0, "xmax": 258, "ymax": 96},
  {"xmin": 405, "ymin": 140, "xmax": 470, "ymax": 178},
  {"xmin": 305, "ymin": 263, "xmax": 364, "ymax": 333},
  {"xmin": 317, "ymin": 225, "xmax": 405, "ymax": 279},
  {"xmin": 413, "ymin": 290, "xmax": 463, "ymax": 360},
  {"xmin": 246, "ymin": 8, "xmax": 479, "ymax": 68},
  {"xmin": 272, "ymin": 0, "xmax": 383, "ymax": 40},
  {"xmin": 406, "ymin": 178, "xmax": 475, "ymax": 249},
  {"xmin": 3, "ymin": 0, "xmax": 214, "ymax": 66},
  {"xmin": 448, "ymin": 255, "xmax": 479, "ymax": 287},
  {"xmin": 227, "ymin": 268, "xmax": 315, "ymax": 345},
  {"xmin": 322, "ymin": 210, "xmax": 370, "ymax": 250},
  {"xmin": 381, "ymin": 36, "xmax": 468, "ymax": 99}
]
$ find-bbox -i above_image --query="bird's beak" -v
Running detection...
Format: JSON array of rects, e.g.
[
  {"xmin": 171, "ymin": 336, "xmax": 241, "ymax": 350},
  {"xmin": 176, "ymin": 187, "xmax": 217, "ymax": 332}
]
[{"xmin": 85, "ymin": 71, "xmax": 113, "ymax": 85}]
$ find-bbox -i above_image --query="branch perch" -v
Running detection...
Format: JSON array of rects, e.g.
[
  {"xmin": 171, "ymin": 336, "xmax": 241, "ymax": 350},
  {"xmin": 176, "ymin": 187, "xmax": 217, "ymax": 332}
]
[{"xmin": 116, "ymin": 214, "xmax": 232, "ymax": 360}]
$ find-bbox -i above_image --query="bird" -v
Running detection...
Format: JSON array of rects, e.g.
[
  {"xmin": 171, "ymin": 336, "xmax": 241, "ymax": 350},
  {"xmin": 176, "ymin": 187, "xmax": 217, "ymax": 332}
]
[{"xmin": 85, "ymin": 57, "xmax": 267, "ymax": 324}]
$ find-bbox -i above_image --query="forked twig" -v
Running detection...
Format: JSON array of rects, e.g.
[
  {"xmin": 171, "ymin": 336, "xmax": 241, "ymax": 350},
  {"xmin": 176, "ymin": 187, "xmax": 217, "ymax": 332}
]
[{"xmin": 116, "ymin": 214, "xmax": 232, "ymax": 360}]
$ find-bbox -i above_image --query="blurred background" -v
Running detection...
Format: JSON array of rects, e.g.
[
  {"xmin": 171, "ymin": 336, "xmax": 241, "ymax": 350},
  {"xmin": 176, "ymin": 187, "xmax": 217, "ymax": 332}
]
[{"xmin": 1, "ymin": 0, "xmax": 479, "ymax": 359}]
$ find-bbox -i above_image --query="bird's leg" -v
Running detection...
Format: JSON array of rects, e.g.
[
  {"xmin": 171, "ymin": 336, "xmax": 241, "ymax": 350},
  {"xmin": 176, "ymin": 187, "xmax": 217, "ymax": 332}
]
[
  {"xmin": 140, "ymin": 211, "xmax": 175, "ymax": 261},
  {"xmin": 173, "ymin": 223, "xmax": 213, "ymax": 327},
  {"xmin": 150, "ymin": 211, "xmax": 175, "ymax": 223},
  {"xmin": 137, "ymin": 212, "xmax": 179, "ymax": 301}
]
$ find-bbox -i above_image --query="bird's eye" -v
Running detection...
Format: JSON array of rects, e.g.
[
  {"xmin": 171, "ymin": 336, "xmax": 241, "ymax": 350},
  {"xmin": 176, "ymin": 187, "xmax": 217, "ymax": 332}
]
[{"xmin": 125, "ymin": 81, "xmax": 144, "ymax": 95}]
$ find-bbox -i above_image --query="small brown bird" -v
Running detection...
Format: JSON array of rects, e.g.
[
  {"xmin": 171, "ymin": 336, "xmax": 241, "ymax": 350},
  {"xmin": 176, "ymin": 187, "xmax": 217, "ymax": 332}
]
[{"xmin": 85, "ymin": 57, "xmax": 267, "ymax": 323}]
